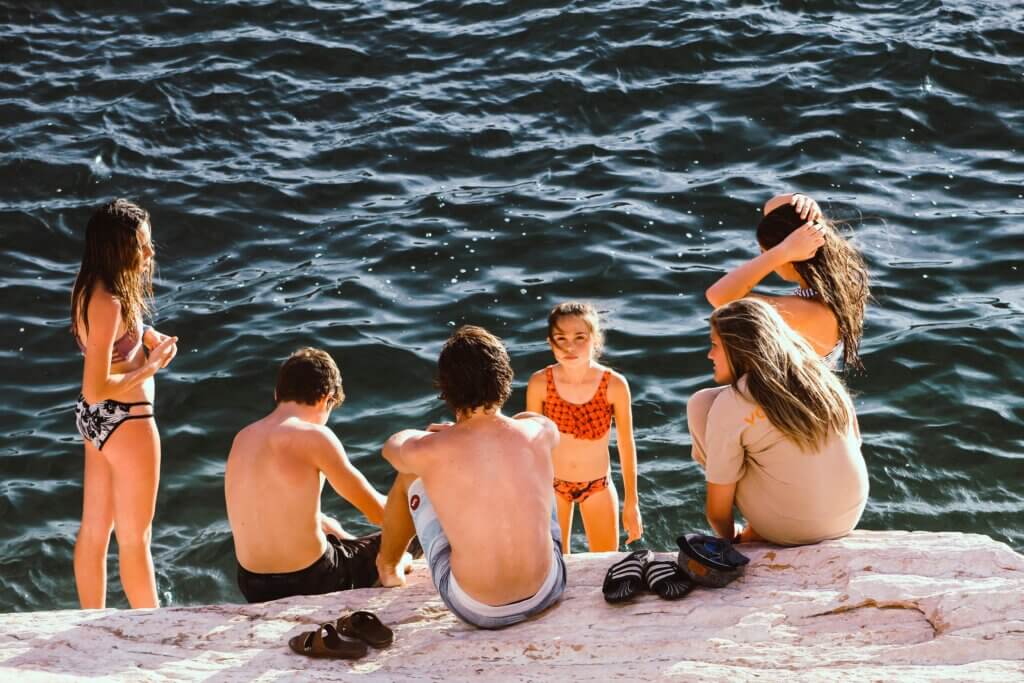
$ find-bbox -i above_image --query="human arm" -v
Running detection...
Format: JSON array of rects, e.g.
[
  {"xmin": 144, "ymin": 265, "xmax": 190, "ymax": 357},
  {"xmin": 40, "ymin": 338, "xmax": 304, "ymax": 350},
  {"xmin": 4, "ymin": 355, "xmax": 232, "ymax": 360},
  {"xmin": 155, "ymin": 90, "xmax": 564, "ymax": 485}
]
[
  {"xmin": 381, "ymin": 428, "xmax": 432, "ymax": 475},
  {"xmin": 609, "ymin": 374, "xmax": 642, "ymax": 544},
  {"xmin": 705, "ymin": 220, "xmax": 825, "ymax": 307},
  {"xmin": 142, "ymin": 325, "xmax": 178, "ymax": 369},
  {"xmin": 525, "ymin": 371, "xmax": 545, "ymax": 414},
  {"xmin": 702, "ymin": 389, "xmax": 747, "ymax": 541},
  {"xmin": 80, "ymin": 292, "xmax": 177, "ymax": 403},
  {"xmin": 705, "ymin": 482, "xmax": 742, "ymax": 541},
  {"xmin": 313, "ymin": 429, "xmax": 387, "ymax": 526}
]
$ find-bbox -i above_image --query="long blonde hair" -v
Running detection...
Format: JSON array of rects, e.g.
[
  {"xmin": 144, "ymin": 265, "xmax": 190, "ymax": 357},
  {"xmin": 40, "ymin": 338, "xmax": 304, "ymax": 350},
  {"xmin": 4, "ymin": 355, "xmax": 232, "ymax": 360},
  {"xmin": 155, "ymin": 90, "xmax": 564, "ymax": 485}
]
[
  {"xmin": 712, "ymin": 298, "xmax": 853, "ymax": 450},
  {"xmin": 70, "ymin": 199, "xmax": 154, "ymax": 335},
  {"xmin": 757, "ymin": 204, "xmax": 869, "ymax": 371}
]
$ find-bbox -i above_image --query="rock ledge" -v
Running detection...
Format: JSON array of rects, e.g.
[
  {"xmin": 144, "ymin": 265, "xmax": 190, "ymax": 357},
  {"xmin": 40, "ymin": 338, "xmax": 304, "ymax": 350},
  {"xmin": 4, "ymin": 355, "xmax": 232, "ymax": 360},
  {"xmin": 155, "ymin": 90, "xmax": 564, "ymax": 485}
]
[{"xmin": 2, "ymin": 530, "xmax": 1022, "ymax": 681}]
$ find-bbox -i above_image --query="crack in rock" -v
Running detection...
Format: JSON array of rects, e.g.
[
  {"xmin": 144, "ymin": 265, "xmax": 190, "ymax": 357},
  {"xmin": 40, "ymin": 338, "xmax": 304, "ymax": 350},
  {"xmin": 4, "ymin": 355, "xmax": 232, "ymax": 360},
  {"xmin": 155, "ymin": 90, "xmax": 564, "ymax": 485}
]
[{"xmin": 807, "ymin": 599, "xmax": 941, "ymax": 637}]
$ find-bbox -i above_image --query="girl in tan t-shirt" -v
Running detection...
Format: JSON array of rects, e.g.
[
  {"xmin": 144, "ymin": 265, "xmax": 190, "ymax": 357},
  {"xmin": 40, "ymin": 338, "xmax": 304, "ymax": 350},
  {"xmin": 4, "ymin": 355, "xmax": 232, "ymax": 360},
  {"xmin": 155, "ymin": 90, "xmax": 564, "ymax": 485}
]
[{"xmin": 687, "ymin": 298, "xmax": 868, "ymax": 546}]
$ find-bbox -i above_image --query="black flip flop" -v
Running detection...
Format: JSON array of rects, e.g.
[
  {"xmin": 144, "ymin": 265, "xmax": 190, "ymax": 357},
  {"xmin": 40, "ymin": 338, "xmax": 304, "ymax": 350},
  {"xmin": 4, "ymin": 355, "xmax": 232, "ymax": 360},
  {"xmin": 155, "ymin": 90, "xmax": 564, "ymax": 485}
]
[
  {"xmin": 643, "ymin": 560, "xmax": 694, "ymax": 600},
  {"xmin": 337, "ymin": 610, "xmax": 394, "ymax": 648},
  {"xmin": 602, "ymin": 549, "xmax": 653, "ymax": 603},
  {"xmin": 288, "ymin": 623, "xmax": 367, "ymax": 660}
]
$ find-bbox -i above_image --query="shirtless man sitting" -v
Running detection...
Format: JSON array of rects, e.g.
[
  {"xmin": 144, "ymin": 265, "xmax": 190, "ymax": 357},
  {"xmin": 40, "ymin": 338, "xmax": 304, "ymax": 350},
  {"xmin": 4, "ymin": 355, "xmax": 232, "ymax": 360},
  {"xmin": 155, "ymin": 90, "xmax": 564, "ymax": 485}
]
[
  {"xmin": 225, "ymin": 347, "xmax": 387, "ymax": 603},
  {"xmin": 375, "ymin": 325, "xmax": 567, "ymax": 629}
]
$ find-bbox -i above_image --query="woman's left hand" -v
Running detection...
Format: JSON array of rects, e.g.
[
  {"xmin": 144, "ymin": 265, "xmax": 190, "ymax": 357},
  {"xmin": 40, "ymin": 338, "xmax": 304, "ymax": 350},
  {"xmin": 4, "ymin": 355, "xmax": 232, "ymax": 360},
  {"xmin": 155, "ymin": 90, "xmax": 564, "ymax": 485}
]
[
  {"xmin": 790, "ymin": 193, "xmax": 822, "ymax": 222},
  {"xmin": 623, "ymin": 501, "xmax": 643, "ymax": 544},
  {"xmin": 144, "ymin": 327, "xmax": 176, "ymax": 367}
]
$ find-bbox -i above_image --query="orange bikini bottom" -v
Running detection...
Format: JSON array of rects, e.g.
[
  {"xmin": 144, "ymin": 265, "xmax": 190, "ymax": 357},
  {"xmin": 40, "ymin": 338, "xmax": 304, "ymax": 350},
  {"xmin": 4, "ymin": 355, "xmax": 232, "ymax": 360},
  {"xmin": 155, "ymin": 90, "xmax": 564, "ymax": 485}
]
[{"xmin": 553, "ymin": 475, "xmax": 609, "ymax": 504}]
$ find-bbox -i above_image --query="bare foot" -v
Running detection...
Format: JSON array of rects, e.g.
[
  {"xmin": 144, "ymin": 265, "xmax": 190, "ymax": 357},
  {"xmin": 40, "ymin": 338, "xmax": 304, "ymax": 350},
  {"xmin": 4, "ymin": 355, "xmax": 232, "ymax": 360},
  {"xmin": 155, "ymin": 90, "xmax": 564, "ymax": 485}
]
[
  {"xmin": 738, "ymin": 525, "xmax": 763, "ymax": 544},
  {"xmin": 377, "ymin": 552, "xmax": 413, "ymax": 587}
]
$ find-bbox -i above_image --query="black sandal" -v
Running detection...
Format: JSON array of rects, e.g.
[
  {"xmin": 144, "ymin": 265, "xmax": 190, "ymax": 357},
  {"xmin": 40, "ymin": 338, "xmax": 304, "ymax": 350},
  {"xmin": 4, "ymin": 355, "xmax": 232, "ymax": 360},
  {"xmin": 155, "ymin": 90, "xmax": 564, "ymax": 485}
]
[
  {"xmin": 288, "ymin": 623, "xmax": 367, "ymax": 659},
  {"xmin": 602, "ymin": 549, "xmax": 653, "ymax": 603},
  {"xmin": 337, "ymin": 610, "xmax": 394, "ymax": 648},
  {"xmin": 644, "ymin": 560, "xmax": 694, "ymax": 600}
]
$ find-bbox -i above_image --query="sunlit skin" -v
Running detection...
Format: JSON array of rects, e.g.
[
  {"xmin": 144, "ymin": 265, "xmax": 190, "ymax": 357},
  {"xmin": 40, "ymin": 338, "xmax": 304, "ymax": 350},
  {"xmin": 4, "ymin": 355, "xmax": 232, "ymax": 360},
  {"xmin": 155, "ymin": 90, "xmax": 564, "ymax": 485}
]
[
  {"xmin": 526, "ymin": 315, "xmax": 642, "ymax": 554},
  {"xmin": 699, "ymin": 327, "xmax": 762, "ymax": 545},
  {"xmin": 375, "ymin": 407, "xmax": 560, "ymax": 606},
  {"xmin": 74, "ymin": 219, "xmax": 179, "ymax": 609},
  {"xmin": 705, "ymin": 193, "xmax": 839, "ymax": 357},
  {"xmin": 708, "ymin": 327, "xmax": 734, "ymax": 385},
  {"xmin": 225, "ymin": 392, "xmax": 387, "ymax": 576}
]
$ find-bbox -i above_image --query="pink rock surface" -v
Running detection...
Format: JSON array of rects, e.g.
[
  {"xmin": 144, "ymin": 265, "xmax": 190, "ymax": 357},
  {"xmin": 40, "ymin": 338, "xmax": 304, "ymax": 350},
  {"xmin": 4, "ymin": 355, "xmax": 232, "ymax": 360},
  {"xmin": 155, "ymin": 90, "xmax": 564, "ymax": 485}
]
[{"xmin": 1, "ymin": 530, "xmax": 1022, "ymax": 682}]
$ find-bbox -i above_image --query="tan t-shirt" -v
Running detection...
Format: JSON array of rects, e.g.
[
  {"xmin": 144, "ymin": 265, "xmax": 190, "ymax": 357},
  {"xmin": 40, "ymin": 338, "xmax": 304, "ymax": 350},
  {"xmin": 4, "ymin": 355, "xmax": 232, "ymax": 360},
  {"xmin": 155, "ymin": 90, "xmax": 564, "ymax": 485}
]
[{"xmin": 704, "ymin": 385, "xmax": 868, "ymax": 546}]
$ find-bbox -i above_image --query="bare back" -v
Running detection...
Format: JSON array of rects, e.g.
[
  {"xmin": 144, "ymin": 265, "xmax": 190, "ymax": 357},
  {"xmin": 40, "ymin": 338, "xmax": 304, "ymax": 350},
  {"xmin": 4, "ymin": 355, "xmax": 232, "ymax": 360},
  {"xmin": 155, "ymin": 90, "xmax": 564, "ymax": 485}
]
[
  {"xmin": 225, "ymin": 416, "xmax": 328, "ymax": 573},
  {"xmin": 757, "ymin": 294, "xmax": 840, "ymax": 357},
  {"xmin": 411, "ymin": 415, "xmax": 556, "ymax": 604}
]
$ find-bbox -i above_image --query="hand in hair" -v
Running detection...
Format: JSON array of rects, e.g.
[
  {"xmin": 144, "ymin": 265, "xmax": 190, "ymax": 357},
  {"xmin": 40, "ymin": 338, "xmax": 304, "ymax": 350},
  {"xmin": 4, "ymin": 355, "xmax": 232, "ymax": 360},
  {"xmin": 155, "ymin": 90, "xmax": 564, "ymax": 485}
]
[
  {"xmin": 789, "ymin": 193, "xmax": 822, "ymax": 222},
  {"xmin": 776, "ymin": 221, "xmax": 825, "ymax": 262},
  {"xmin": 762, "ymin": 192, "xmax": 821, "ymax": 221}
]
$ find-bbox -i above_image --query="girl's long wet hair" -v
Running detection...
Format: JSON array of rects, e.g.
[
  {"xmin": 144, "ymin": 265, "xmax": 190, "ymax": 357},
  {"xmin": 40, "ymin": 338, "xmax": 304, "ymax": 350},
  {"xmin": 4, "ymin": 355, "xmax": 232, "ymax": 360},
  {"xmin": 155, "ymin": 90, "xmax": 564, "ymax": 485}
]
[
  {"xmin": 757, "ymin": 204, "xmax": 869, "ymax": 371},
  {"xmin": 70, "ymin": 199, "xmax": 154, "ymax": 336},
  {"xmin": 712, "ymin": 298, "xmax": 854, "ymax": 451}
]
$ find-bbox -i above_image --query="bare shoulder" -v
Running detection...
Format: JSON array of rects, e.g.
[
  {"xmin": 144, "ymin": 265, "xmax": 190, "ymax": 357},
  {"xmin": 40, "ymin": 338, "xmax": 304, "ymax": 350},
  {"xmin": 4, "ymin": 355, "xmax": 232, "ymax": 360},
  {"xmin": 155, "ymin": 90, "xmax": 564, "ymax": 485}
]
[
  {"xmin": 527, "ymin": 368, "xmax": 549, "ymax": 389},
  {"xmin": 507, "ymin": 412, "xmax": 558, "ymax": 450},
  {"xmin": 83, "ymin": 284, "xmax": 121, "ymax": 323},
  {"xmin": 274, "ymin": 419, "xmax": 342, "ymax": 459},
  {"xmin": 602, "ymin": 367, "xmax": 631, "ymax": 400},
  {"xmin": 755, "ymin": 294, "xmax": 831, "ymax": 325}
]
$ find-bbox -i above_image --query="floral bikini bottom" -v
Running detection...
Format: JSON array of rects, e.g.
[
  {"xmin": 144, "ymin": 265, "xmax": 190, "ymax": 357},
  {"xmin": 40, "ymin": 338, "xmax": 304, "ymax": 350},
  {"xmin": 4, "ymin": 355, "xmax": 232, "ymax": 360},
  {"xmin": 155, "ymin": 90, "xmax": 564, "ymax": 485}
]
[{"xmin": 75, "ymin": 394, "xmax": 153, "ymax": 450}]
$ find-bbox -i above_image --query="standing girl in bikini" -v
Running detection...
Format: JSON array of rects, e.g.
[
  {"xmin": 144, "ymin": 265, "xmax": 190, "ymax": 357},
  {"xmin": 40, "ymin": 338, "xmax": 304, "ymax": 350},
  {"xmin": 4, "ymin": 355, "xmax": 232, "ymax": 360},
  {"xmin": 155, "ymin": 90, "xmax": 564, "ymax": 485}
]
[
  {"xmin": 705, "ymin": 192, "xmax": 870, "ymax": 371},
  {"xmin": 71, "ymin": 199, "xmax": 178, "ymax": 608},
  {"xmin": 526, "ymin": 302, "xmax": 642, "ymax": 553}
]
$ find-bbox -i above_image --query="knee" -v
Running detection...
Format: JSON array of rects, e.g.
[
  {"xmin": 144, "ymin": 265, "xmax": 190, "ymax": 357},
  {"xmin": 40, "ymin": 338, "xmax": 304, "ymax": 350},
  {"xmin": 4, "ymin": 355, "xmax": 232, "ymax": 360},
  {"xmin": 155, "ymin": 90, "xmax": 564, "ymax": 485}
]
[
  {"xmin": 76, "ymin": 522, "xmax": 112, "ymax": 549},
  {"xmin": 115, "ymin": 524, "xmax": 153, "ymax": 551}
]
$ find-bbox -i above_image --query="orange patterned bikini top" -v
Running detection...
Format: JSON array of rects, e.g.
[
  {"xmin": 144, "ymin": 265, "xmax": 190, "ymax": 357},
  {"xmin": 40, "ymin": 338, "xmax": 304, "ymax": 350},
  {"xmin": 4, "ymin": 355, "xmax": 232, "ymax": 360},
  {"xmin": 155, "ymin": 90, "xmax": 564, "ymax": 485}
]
[{"xmin": 542, "ymin": 366, "xmax": 613, "ymax": 440}]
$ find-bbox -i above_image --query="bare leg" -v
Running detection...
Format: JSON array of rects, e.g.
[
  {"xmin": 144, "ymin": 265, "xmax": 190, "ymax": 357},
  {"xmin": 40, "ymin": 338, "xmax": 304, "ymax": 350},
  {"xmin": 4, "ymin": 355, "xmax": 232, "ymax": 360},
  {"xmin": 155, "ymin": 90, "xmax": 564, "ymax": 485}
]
[
  {"xmin": 108, "ymin": 418, "xmax": 160, "ymax": 609},
  {"xmin": 74, "ymin": 443, "xmax": 115, "ymax": 609},
  {"xmin": 376, "ymin": 472, "xmax": 418, "ymax": 587},
  {"xmin": 579, "ymin": 481, "xmax": 620, "ymax": 553},
  {"xmin": 320, "ymin": 514, "xmax": 355, "ymax": 540},
  {"xmin": 686, "ymin": 386, "xmax": 727, "ymax": 468},
  {"xmin": 555, "ymin": 494, "xmax": 573, "ymax": 555}
]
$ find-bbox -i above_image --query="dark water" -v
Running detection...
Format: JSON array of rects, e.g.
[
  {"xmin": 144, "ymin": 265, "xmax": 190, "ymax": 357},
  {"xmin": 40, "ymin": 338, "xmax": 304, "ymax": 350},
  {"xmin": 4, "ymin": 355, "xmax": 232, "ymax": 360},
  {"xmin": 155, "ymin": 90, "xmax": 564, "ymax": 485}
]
[{"xmin": 1, "ymin": 0, "xmax": 1021, "ymax": 612}]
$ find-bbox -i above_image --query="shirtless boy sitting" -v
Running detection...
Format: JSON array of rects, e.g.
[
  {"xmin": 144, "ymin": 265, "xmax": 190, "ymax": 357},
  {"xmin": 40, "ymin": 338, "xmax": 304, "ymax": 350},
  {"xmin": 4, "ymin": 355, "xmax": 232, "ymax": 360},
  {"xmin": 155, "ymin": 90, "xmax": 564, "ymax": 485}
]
[
  {"xmin": 375, "ymin": 325, "xmax": 567, "ymax": 629},
  {"xmin": 225, "ymin": 347, "xmax": 387, "ymax": 603}
]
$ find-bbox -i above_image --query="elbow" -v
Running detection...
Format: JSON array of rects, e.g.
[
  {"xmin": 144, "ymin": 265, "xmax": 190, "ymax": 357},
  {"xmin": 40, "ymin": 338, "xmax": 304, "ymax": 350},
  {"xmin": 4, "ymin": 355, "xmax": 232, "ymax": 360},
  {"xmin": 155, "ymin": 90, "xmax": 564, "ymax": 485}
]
[
  {"xmin": 81, "ymin": 383, "xmax": 106, "ymax": 405},
  {"xmin": 381, "ymin": 441, "xmax": 404, "ymax": 471},
  {"xmin": 365, "ymin": 505, "xmax": 385, "ymax": 528},
  {"xmin": 705, "ymin": 288, "xmax": 724, "ymax": 308}
]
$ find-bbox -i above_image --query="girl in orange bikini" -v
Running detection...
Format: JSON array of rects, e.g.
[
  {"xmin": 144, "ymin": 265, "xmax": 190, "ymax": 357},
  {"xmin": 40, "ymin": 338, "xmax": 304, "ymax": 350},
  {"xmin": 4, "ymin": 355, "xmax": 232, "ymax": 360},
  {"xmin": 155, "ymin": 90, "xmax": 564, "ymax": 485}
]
[{"xmin": 526, "ymin": 302, "xmax": 642, "ymax": 553}]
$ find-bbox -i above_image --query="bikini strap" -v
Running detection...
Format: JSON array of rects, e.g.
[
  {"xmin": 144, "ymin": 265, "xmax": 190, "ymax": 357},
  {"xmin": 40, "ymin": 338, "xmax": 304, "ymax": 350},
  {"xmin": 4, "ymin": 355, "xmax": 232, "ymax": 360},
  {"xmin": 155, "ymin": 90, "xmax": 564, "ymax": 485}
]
[
  {"xmin": 545, "ymin": 366, "xmax": 556, "ymax": 397},
  {"xmin": 599, "ymin": 371, "xmax": 612, "ymax": 402}
]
